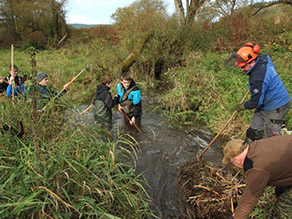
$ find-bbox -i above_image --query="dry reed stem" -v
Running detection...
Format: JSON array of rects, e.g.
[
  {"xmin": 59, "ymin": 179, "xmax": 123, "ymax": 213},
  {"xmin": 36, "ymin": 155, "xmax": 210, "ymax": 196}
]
[
  {"xmin": 36, "ymin": 186, "xmax": 74, "ymax": 210},
  {"xmin": 193, "ymin": 185, "xmax": 220, "ymax": 196},
  {"xmin": 26, "ymin": 161, "xmax": 43, "ymax": 178}
]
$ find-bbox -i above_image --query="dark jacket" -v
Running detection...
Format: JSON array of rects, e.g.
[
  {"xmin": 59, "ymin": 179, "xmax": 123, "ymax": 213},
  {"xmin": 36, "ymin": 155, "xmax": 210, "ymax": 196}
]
[
  {"xmin": 93, "ymin": 84, "xmax": 118, "ymax": 125},
  {"xmin": 94, "ymin": 84, "xmax": 118, "ymax": 109},
  {"xmin": 244, "ymin": 55, "xmax": 290, "ymax": 111},
  {"xmin": 0, "ymin": 76, "xmax": 24, "ymax": 94}
]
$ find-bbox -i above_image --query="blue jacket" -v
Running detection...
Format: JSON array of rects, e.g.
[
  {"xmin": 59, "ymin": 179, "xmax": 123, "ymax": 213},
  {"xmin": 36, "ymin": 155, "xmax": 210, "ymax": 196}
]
[
  {"xmin": 6, "ymin": 84, "xmax": 26, "ymax": 97},
  {"xmin": 244, "ymin": 55, "xmax": 290, "ymax": 111},
  {"xmin": 117, "ymin": 79, "xmax": 142, "ymax": 118}
]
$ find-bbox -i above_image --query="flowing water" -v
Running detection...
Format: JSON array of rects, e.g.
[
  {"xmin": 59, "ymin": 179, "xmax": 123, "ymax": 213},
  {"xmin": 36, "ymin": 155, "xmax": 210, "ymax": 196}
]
[{"xmin": 69, "ymin": 103, "xmax": 224, "ymax": 218}]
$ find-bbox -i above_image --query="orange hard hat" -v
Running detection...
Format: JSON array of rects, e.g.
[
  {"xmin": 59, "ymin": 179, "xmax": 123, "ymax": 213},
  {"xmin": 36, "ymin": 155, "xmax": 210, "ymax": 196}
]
[{"xmin": 235, "ymin": 42, "xmax": 260, "ymax": 67}]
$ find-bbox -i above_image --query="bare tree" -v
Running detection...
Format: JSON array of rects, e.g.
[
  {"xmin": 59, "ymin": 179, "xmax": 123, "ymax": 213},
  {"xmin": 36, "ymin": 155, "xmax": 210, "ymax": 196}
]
[
  {"xmin": 174, "ymin": 0, "xmax": 208, "ymax": 24},
  {"xmin": 251, "ymin": 0, "xmax": 292, "ymax": 16}
]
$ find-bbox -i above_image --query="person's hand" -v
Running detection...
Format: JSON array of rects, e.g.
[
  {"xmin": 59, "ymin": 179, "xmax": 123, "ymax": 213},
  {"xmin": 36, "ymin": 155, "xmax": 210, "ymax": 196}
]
[
  {"xmin": 0, "ymin": 77, "xmax": 4, "ymax": 83},
  {"xmin": 129, "ymin": 117, "xmax": 135, "ymax": 126},
  {"xmin": 114, "ymin": 94, "xmax": 118, "ymax": 97},
  {"xmin": 234, "ymin": 103, "xmax": 245, "ymax": 112},
  {"xmin": 118, "ymin": 104, "xmax": 122, "ymax": 112},
  {"xmin": 9, "ymin": 75, "xmax": 15, "ymax": 84},
  {"xmin": 63, "ymin": 83, "xmax": 69, "ymax": 90}
]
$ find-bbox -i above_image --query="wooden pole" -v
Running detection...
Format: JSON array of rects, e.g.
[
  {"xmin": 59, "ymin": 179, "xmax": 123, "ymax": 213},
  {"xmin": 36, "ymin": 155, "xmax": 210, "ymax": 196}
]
[
  {"xmin": 40, "ymin": 67, "xmax": 88, "ymax": 111},
  {"xmin": 198, "ymin": 90, "xmax": 249, "ymax": 159},
  {"xmin": 120, "ymin": 108, "xmax": 142, "ymax": 133},
  {"xmin": 80, "ymin": 104, "xmax": 93, "ymax": 115},
  {"xmin": 58, "ymin": 67, "xmax": 88, "ymax": 94},
  {"xmin": 11, "ymin": 44, "xmax": 15, "ymax": 103}
]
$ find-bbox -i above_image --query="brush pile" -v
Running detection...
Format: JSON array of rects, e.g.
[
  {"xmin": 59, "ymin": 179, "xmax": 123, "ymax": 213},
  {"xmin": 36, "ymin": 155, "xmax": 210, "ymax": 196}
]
[{"xmin": 178, "ymin": 159, "xmax": 245, "ymax": 219}]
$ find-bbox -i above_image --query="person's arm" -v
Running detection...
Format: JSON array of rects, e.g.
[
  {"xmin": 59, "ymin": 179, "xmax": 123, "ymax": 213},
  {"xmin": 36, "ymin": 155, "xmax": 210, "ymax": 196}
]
[
  {"xmin": 56, "ymin": 83, "xmax": 69, "ymax": 98},
  {"xmin": 105, "ymin": 93, "xmax": 119, "ymax": 109},
  {"xmin": 116, "ymin": 83, "xmax": 123, "ymax": 103},
  {"xmin": 0, "ymin": 78, "xmax": 8, "ymax": 92},
  {"xmin": 244, "ymin": 80, "xmax": 263, "ymax": 110},
  {"xmin": 6, "ymin": 75, "xmax": 15, "ymax": 97},
  {"xmin": 234, "ymin": 169, "xmax": 270, "ymax": 219},
  {"xmin": 131, "ymin": 90, "xmax": 141, "ymax": 118}
]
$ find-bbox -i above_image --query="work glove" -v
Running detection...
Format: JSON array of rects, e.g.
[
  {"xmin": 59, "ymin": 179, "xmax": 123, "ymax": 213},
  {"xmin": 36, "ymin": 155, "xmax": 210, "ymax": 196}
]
[{"xmin": 234, "ymin": 103, "xmax": 245, "ymax": 112}]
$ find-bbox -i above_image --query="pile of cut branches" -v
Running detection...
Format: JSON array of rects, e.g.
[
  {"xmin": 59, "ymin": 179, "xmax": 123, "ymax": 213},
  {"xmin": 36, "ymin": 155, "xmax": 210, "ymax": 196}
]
[{"xmin": 178, "ymin": 159, "xmax": 245, "ymax": 219}]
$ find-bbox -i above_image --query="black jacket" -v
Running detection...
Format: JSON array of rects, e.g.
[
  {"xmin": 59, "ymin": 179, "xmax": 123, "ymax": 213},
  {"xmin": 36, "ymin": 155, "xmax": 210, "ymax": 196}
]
[
  {"xmin": 0, "ymin": 76, "xmax": 23, "ymax": 93},
  {"xmin": 94, "ymin": 84, "xmax": 118, "ymax": 109}
]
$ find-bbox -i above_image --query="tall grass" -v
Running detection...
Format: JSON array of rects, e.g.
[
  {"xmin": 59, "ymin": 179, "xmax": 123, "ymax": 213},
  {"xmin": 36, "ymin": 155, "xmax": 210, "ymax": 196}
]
[{"xmin": 0, "ymin": 93, "xmax": 151, "ymax": 218}]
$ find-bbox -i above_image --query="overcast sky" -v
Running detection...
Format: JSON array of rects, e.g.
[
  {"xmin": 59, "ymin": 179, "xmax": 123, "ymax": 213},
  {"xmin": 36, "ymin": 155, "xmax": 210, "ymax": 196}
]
[{"xmin": 66, "ymin": 0, "xmax": 176, "ymax": 24}]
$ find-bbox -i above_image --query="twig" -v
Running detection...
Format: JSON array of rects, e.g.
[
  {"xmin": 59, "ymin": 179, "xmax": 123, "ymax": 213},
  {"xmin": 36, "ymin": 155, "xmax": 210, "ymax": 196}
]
[
  {"xmin": 193, "ymin": 185, "xmax": 220, "ymax": 196},
  {"xmin": 230, "ymin": 196, "xmax": 235, "ymax": 214}
]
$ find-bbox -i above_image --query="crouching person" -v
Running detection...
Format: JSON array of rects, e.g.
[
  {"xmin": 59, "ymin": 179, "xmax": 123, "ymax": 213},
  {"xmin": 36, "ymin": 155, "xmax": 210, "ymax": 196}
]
[
  {"xmin": 222, "ymin": 136, "xmax": 292, "ymax": 219},
  {"xmin": 29, "ymin": 71, "xmax": 69, "ymax": 110},
  {"xmin": 117, "ymin": 73, "xmax": 142, "ymax": 126},
  {"xmin": 5, "ymin": 65, "xmax": 26, "ymax": 97},
  {"xmin": 93, "ymin": 76, "xmax": 118, "ymax": 126}
]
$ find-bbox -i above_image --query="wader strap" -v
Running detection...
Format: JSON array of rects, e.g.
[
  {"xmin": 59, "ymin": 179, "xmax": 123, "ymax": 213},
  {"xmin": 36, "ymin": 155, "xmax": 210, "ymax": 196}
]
[{"xmin": 122, "ymin": 86, "xmax": 137, "ymax": 102}]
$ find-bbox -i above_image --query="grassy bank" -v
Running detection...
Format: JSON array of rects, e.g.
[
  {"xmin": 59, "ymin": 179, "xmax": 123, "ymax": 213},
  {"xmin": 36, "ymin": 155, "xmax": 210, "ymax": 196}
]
[{"xmin": 157, "ymin": 47, "xmax": 292, "ymax": 138}]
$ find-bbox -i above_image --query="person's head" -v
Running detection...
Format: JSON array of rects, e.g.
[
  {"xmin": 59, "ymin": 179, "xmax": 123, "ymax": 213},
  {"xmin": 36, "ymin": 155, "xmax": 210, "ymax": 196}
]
[
  {"xmin": 36, "ymin": 71, "xmax": 48, "ymax": 86},
  {"xmin": 9, "ymin": 64, "xmax": 19, "ymax": 76},
  {"xmin": 235, "ymin": 42, "xmax": 260, "ymax": 72},
  {"xmin": 101, "ymin": 76, "xmax": 113, "ymax": 87},
  {"xmin": 120, "ymin": 73, "xmax": 132, "ymax": 89},
  {"xmin": 222, "ymin": 139, "xmax": 248, "ymax": 168}
]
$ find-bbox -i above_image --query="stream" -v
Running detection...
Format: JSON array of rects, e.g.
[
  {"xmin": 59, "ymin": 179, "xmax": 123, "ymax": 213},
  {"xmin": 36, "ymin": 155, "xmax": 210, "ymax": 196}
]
[{"xmin": 70, "ymin": 102, "xmax": 224, "ymax": 218}]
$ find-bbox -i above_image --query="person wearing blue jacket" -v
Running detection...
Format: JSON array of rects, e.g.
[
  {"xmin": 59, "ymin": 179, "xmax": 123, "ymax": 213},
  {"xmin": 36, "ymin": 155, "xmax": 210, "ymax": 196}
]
[
  {"xmin": 117, "ymin": 73, "xmax": 142, "ymax": 126},
  {"xmin": 29, "ymin": 71, "xmax": 69, "ymax": 109},
  {"xmin": 233, "ymin": 42, "xmax": 290, "ymax": 142},
  {"xmin": 5, "ymin": 65, "xmax": 26, "ymax": 97}
]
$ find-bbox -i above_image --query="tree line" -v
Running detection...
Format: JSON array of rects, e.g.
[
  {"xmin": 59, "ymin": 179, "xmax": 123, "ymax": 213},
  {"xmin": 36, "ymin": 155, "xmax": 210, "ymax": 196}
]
[
  {"xmin": 0, "ymin": 0, "xmax": 68, "ymax": 49},
  {"xmin": 0, "ymin": 0, "xmax": 290, "ymax": 49}
]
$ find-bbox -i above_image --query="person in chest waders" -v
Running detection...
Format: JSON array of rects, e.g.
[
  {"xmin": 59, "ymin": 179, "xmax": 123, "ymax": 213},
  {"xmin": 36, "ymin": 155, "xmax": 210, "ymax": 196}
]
[
  {"xmin": 93, "ymin": 76, "xmax": 119, "ymax": 126},
  {"xmin": 117, "ymin": 73, "xmax": 142, "ymax": 126},
  {"xmin": 226, "ymin": 42, "xmax": 290, "ymax": 143}
]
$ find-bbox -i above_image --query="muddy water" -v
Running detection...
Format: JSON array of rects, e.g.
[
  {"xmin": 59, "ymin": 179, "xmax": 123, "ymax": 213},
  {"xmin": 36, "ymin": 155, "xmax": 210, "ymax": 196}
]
[{"xmin": 70, "ymin": 104, "xmax": 224, "ymax": 218}]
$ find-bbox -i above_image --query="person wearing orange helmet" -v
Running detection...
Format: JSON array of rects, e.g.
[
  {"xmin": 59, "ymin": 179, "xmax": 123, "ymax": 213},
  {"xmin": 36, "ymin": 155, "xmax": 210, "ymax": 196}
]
[{"xmin": 232, "ymin": 42, "xmax": 290, "ymax": 142}]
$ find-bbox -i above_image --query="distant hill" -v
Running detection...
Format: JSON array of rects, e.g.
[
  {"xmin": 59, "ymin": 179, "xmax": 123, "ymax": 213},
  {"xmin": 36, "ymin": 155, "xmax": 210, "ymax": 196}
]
[{"xmin": 68, "ymin": 23, "xmax": 111, "ymax": 29}]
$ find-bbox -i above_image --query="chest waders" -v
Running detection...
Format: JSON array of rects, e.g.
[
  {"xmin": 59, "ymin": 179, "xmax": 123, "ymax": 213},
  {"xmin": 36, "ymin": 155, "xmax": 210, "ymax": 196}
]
[
  {"xmin": 94, "ymin": 93, "xmax": 112, "ymax": 125},
  {"xmin": 120, "ymin": 86, "xmax": 137, "ymax": 117}
]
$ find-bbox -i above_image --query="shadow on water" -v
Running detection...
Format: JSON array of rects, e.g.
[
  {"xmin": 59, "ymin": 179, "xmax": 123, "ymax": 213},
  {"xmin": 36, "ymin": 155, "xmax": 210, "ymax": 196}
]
[{"xmin": 67, "ymin": 104, "xmax": 224, "ymax": 218}]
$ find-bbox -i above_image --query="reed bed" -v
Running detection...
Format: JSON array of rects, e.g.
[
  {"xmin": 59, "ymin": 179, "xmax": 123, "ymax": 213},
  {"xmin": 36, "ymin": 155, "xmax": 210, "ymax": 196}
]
[{"xmin": 0, "ymin": 98, "xmax": 152, "ymax": 218}]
